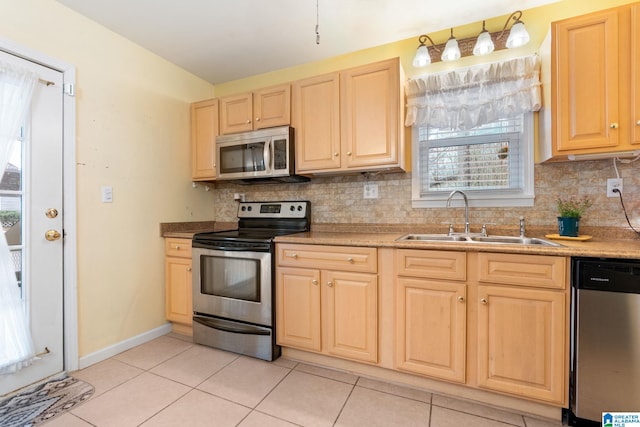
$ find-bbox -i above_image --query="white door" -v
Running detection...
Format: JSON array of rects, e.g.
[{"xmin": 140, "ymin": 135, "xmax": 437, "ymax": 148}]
[{"xmin": 0, "ymin": 51, "xmax": 64, "ymax": 395}]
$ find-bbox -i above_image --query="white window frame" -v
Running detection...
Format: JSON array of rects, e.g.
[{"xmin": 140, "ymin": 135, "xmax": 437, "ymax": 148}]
[{"xmin": 411, "ymin": 113, "xmax": 535, "ymax": 208}]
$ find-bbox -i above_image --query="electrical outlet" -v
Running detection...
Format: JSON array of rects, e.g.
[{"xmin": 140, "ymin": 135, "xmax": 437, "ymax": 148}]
[
  {"xmin": 607, "ymin": 178, "xmax": 623, "ymax": 197},
  {"xmin": 363, "ymin": 183, "xmax": 379, "ymax": 199}
]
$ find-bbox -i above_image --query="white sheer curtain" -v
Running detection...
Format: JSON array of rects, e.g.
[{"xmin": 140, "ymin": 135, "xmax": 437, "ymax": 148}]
[
  {"xmin": 405, "ymin": 55, "xmax": 541, "ymax": 130},
  {"xmin": 0, "ymin": 59, "xmax": 38, "ymax": 375}
]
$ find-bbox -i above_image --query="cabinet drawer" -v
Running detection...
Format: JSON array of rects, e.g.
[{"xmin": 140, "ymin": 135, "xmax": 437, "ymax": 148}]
[
  {"xmin": 477, "ymin": 253, "xmax": 567, "ymax": 289},
  {"xmin": 396, "ymin": 249, "xmax": 466, "ymax": 281},
  {"xmin": 277, "ymin": 244, "xmax": 377, "ymax": 273},
  {"xmin": 165, "ymin": 238, "xmax": 192, "ymax": 258}
]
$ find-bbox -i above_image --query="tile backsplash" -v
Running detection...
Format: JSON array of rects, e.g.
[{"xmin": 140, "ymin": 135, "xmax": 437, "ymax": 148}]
[{"xmin": 211, "ymin": 159, "xmax": 639, "ymax": 236}]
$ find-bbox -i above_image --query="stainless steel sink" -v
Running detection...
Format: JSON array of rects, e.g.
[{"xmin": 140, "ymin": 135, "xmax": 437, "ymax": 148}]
[
  {"xmin": 467, "ymin": 236, "xmax": 563, "ymax": 246},
  {"xmin": 396, "ymin": 234, "xmax": 563, "ymax": 247},
  {"xmin": 397, "ymin": 234, "xmax": 469, "ymax": 242}
]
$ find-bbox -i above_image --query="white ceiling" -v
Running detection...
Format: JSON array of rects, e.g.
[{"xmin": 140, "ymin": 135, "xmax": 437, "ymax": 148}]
[{"xmin": 55, "ymin": 0, "xmax": 559, "ymax": 84}]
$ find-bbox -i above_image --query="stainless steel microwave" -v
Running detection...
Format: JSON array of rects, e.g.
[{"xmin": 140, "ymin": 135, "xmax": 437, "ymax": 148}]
[{"xmin": 215, "ymin": 126, "xmax": 308, "ymax": 183}]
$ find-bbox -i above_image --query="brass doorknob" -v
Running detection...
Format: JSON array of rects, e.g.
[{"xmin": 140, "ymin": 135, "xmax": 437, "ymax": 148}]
[
  {"xmin": 45, "ymin": 208, "xmax": 59, "ymax": 218},
  {"xmin": 45, "ymin": 229, "xmax": 61, "ymax": 241}
]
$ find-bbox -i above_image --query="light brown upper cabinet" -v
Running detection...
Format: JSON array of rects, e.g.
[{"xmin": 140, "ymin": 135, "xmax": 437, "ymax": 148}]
[
  {"xmin": 219, "ymin": 84, "xmax": 291, "ymax": 135},
  {"xmin": 293, "ymin": 58, "xmax": 406, "ymax": 174},
  {"xmin": 550, "ymin": 3, "xmax": 640, "ymax": 159},
  {"xmin": 191, "ymin": 99, "xmax": 219, "ymax": 181}
]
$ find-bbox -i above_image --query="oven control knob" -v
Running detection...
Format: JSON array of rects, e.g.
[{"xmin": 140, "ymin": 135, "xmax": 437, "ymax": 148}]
[
  {"xmin": 247, "ymin": 206, "xmax": 252, "ymax": 211},
  {"xmin": 297, "ymin": 205, "xmax": 303, "ymax": 211},
  {"xmin": 290, "ymin": 205, "xmax": 295, "ymax": 211},
  {"xmin": 241, "ymin": 206, "xmax": 246, "ymax": 211}
]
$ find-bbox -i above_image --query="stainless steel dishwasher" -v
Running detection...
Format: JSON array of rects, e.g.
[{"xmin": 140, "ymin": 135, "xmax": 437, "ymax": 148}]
[{"xmin": 568, "ymin": 257, "xmax": 640, "ymax": 426}]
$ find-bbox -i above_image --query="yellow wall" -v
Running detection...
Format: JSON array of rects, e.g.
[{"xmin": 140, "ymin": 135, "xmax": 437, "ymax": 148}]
[
  {"xmin": 0, "ymin": 0, "xmax": 216, "ymax": 356},
  {"xmin": 214, "ymin": 0, "xmax": 638, "ymax": 96}
]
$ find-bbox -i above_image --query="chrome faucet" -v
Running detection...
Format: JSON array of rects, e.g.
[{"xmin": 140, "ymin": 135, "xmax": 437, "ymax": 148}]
[
  {"xmin": 519, "ymin": 216, "xmax": 526, "ymax": 238},
  {"xmin": 446, "ymin": 190, "xmax": 470, "ymax": 234}
]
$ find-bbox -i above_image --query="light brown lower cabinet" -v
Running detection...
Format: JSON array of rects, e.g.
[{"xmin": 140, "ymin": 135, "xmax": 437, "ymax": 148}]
[
  {"xmin": 276, "ymin": 244, "xmax": 569, "ymax": 407},
  {"xmin": 164, "ymin": 238, "xmax": 193, "ymax": 333},
  {"xmin": 276, "ymin": 244, "xmax": 378, "ymax": 363},
  {"xmin": 475, "ymin": 252, "xmax": 568, "ymax": 405},
  {"xmin": 395, "ymin": 250, "xmax": 467, "ymax": 383},
  {"xmin": 395, "ymin": 250, "xmax": 568, "ymax": 406}
]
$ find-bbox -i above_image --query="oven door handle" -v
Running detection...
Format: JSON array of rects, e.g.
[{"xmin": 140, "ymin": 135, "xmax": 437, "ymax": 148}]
[
  {"xmin": 193, "ymin": 315, "xmax": 271, "ymax": 335},
  {"xmin": 203, "ymin": 245, "xmax": 270, "ymax": 252}
]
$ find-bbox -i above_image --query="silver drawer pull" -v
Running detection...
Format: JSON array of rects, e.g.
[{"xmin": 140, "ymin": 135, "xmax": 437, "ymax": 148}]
[{"xmin": 347, "ymin": 257, "xmax": 354, "ymax": 263}]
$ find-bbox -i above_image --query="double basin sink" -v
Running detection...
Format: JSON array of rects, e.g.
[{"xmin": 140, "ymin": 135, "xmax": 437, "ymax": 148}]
[{"xmin": 396, "ymin": 234, "xmax": 563, "ymax": 247}]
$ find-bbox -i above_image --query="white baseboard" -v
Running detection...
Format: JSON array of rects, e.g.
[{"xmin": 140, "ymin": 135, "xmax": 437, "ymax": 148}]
[{"xmin": 77, "ymin": 323, "xmax": 173, "ymax": 370}]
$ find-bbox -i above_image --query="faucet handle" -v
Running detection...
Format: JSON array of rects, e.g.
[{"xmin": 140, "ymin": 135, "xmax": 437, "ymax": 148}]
[
  {"xmin": 481, "ymin": 223, "xmax": 496, "ymax": 237},
  {"xmin": 441, "ymin": 222, "xmax": 455, "ymax": 235}
]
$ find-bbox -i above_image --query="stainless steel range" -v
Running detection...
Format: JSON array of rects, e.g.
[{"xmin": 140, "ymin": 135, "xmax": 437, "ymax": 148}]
[{"xmin": 191, "ymin": 201, "xmax": 310, "ymax": 361}]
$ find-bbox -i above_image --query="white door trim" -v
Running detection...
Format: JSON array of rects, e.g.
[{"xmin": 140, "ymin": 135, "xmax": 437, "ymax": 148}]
[{"xmin": 0, "ymin": 36, "xmax": 78, "ymax": 372}]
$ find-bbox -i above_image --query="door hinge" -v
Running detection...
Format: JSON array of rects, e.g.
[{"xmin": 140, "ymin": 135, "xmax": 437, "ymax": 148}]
[{"xmin": 63, "ymin": 83, "xmax": 75, "ymax": 97}]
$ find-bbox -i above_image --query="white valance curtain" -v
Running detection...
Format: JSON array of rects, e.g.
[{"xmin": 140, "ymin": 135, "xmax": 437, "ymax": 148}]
[
  {"xmin": 0, "ymin": 59, "xmax": 38, "ymax": 375},
  {"xmin": 405, "ymin": 54, "xmax": 542, "ymax": 130}
]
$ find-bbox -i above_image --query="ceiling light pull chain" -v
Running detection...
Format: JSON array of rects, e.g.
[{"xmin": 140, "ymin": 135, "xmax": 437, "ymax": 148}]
[{"xmin": 316, "ymin": 0, "xmax": 320, "ymax": 45}]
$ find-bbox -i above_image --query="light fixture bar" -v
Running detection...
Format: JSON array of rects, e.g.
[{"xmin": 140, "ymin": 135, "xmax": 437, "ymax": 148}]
[
  {"xmin": 413, "ymin": 10, "xmax": 529, "ymax": 67},
  {"xmin": 421, "ymin": 29, "xmax": 513, "ymax": 64}
]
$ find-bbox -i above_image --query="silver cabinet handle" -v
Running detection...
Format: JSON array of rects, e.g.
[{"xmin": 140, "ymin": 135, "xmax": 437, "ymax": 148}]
[{"xmin": 480, "ymin": 298, "xmax": 488, "ymax": 305}]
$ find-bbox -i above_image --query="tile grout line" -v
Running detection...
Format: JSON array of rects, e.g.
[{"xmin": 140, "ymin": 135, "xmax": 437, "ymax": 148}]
[{"xmin": 331, "ymin": 376, "xmax": 358, "ymax": 426}]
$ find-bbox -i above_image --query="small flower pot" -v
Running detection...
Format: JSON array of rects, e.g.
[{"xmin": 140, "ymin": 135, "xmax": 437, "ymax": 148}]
[{"xmin": 557, "ymin": 216, "xmax": 580, "ymax": 237}]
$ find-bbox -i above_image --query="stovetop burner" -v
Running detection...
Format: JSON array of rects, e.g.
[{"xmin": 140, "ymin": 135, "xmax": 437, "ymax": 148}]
[{"xmin": 193, "ymin": 201, "xmax": 310, "ymax": 246}]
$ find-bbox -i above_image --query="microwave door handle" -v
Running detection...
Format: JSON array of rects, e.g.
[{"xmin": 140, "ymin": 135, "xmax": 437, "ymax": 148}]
[{"xmin": 263, "ymin": 139, "xmax": 271, "ymax": 173}]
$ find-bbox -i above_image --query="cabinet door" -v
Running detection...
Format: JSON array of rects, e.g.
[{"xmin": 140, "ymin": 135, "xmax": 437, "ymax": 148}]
[
  {"xmin": 477, "ymin": 285, "xmax": 567, "ymax": 405},
  {"xmin": 552, "ymin": 9, "xmax": 620, "ymax": 153},
  {"xmin": 191, "ymin": 99, "xmax": 218, "ymax": 180},
  {"xmin": 220, "ymin": 92, "xmax": 253, "ymax": 134},
  {"xmin": 323, "ymin": 270, "xmax": 378, "ymax": 363},
  {"xmin": 396, "ymin": 277, "xmax": 466, "ymax": 383},
  {"xmin": 276, "ymin": 267, "xmax": 321, "ymax": 352},
  {"xmin": 341, "ymin": 58, "xmax": 401, "ymax": 169},
  {"xmin": 254, "ymin": 84, "xmax": 290, "ymax": 130},
  {"xmin": 292, "ymin": 73, "xmax": 341, "ymax": 172},
  {"xmin": 165, "ymin": 257, "xmax": 193, "ymax": 325},
  {"xmin": 632, "ymin": 4, "xmax": 640, "ymax": 145}
]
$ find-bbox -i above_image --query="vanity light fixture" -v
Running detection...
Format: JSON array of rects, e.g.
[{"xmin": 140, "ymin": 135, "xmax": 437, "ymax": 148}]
[{"xmin": 412, "ymin": 10, "xmax": 530, "ymax": 67}]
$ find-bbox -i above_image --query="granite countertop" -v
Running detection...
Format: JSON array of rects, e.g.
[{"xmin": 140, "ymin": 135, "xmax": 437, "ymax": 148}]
[
  {"xmin": 160, "ymin": 221, "xmax": 237, "ymax": 238},
  {"xmin": 274, "ymin": 230, "xmax": 640, "ymax": 259}
]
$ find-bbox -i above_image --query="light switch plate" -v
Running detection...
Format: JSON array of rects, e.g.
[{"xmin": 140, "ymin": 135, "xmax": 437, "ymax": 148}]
[{"xmin": 101, "ymin": 186, "xmax": 113, "ymax": 203}]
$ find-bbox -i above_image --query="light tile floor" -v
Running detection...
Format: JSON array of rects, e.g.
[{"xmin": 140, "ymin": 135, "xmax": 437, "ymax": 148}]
[{"xmin": 45, "ymin": 333, "xmax": 565, "ymax": 427}]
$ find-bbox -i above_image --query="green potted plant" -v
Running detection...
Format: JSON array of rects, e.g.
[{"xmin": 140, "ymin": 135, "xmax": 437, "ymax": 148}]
[{"xmin": 556, "ymin": 196, "xmax": 592, "ymax": 237}]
